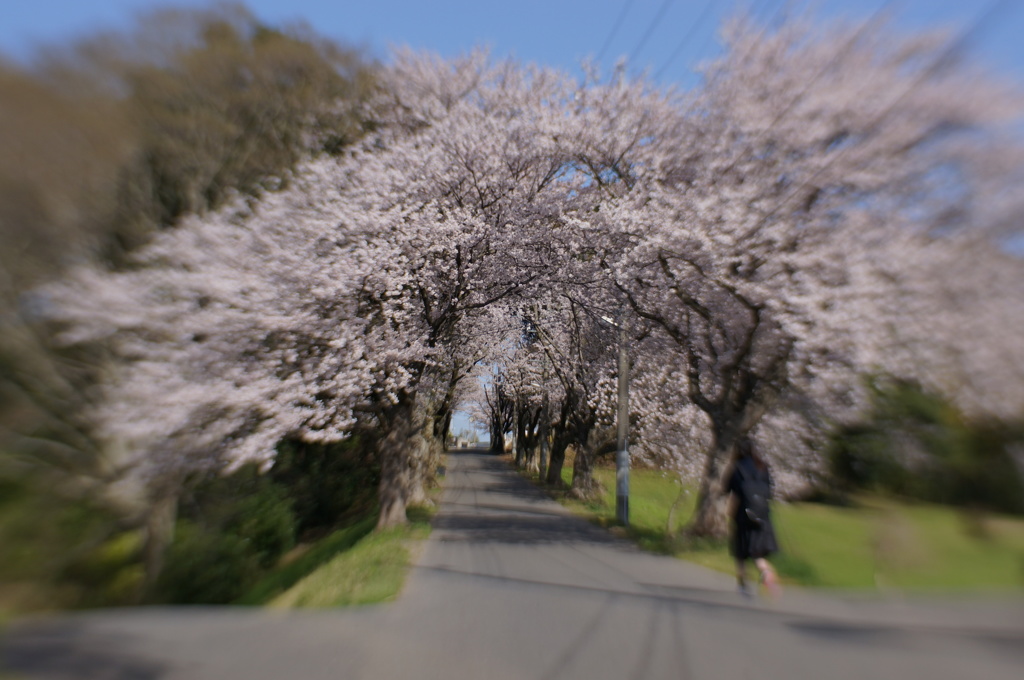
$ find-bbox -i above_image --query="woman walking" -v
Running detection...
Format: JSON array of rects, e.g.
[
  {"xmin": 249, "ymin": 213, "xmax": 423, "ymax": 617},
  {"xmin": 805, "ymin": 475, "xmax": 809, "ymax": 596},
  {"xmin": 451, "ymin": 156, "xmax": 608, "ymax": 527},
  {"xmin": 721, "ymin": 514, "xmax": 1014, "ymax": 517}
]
[{"xmin": 725, "ymin": 437, "xmax": 781, "ymax": 598}]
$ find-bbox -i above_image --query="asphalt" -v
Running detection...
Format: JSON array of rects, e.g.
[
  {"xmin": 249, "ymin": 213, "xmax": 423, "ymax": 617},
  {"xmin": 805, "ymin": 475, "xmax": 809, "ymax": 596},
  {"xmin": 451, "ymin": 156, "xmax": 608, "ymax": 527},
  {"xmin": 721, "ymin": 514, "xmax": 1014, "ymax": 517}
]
[{"xmin": 3, "ymin": 448, "xmax": 1023, "ymax": 679}]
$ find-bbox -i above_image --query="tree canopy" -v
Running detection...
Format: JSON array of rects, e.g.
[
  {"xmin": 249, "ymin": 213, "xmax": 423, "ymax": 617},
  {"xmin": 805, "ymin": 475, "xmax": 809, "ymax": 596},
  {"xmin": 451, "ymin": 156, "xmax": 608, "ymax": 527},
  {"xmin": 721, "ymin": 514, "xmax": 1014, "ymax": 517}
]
[{"xmin": 38, "ymin": 12, "xmax": 1024, "ymax": 543}]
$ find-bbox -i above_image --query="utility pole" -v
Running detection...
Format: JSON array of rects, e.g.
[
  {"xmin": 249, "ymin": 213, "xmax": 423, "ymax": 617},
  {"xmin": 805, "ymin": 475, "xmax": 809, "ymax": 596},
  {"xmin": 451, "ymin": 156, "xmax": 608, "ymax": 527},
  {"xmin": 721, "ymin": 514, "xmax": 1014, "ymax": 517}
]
[
  {"xmin": 615, "ymin": 316, "xmax": 630, "ymax": 526},
  {"xmin": 539, "ymin": 356, "xmax": 549, "ymax": 481},
  {"xmin": 532, "ymin": 302, "xmax": 550, "ymax": 482},
  {"xmin": 512, "ymin": 395, "xmax": 519, "ymax": 461}
]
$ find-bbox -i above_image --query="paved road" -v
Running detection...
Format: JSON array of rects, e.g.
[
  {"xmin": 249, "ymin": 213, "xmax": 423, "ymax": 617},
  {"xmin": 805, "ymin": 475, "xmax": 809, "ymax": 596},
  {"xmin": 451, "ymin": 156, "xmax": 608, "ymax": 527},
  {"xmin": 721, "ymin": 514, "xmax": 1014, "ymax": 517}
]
[{"xmin": 4, "ymin": 449, "xmax": 1023, "ymax": 679}]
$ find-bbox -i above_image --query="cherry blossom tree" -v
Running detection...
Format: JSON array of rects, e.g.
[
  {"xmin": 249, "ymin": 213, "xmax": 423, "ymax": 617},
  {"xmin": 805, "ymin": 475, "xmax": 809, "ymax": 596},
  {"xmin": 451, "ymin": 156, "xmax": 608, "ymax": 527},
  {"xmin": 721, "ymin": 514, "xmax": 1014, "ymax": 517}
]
[
  {"xmin": 44, "ymin": 184, "xmax": 380, "ymax": 580},
  {"xmin": 592, "ymin": 16, "xmax": 1024, "ymax": 535},
  {"xmin": 330, "ymin": 51, "xmax": 595, "ymax": 525}
]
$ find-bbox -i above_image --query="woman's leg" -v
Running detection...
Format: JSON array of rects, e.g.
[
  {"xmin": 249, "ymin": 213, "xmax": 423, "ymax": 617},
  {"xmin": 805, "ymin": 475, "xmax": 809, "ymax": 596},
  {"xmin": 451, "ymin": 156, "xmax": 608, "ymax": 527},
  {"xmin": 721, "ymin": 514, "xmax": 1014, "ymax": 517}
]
[
  {"xmin": 754, "ymin": 557, "xmax": 781, "ymax": 597},
  {"xmin": 736, "ymin": 559, "xmax": 752, "ymax": 597}
]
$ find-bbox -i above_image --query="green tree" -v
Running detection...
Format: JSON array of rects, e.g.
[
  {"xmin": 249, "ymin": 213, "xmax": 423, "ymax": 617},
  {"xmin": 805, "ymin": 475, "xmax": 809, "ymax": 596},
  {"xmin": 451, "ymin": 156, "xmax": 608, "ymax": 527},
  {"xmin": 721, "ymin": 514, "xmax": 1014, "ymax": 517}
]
[
  {"xmin": 830, "ymin": 378, "xmax": 1024, "ymax": 514},
  {"xmin": 0, "ymin": 3, "xmax": 376, "ymax": 606}
]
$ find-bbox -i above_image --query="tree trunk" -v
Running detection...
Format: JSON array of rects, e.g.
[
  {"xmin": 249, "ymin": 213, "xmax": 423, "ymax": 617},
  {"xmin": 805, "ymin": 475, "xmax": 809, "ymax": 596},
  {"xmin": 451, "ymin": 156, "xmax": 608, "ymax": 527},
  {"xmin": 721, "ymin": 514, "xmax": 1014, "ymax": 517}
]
[
  {"xmin": 523, "ymin": 404, "xmax": 541, "ymax": 473},
  {"xmin": 569, "ymin": 431, "xmax": 600, "ymax": 501},
  {"xmin": 441, "ymin": 410, "xmax": 453, "ymax": 449},
  {"xmin": 538, "ymin": 395, "xmax": 549, "ymax": 480},
  {"xmin": 514, "ymin": 404, "xmax": 526, "ymax": 467},
  {"xmin": 490, "ymin": 423, "xmax": 505, "ymax": 453},
  {"xmin": 416, "ymin": 411, "xmax": 447, "ymax": 496},
  {"xmin": 377, "ymin": 397, "xmax": 420, "ymax": 529},
  {"xmin": 511, "ymin": 398, "xmax": 520, "ymax": 458},
  {"xmin": 524, "ymin": 436, "xmax": 538, "ymax": 473},
  {"xmin": 685, "ymin": 425, "xmax": 739, "ymax": 538},
  {"xmin": 141, "ymin": 481, "xmax": 180, "ymax": 599},
  {"xmin": 545, "ymin": 430, "xmax": 569, "ymax": 486},
  {"xmin": 406, "ymin": 427, "xmax": 431, "ymax": 507}
]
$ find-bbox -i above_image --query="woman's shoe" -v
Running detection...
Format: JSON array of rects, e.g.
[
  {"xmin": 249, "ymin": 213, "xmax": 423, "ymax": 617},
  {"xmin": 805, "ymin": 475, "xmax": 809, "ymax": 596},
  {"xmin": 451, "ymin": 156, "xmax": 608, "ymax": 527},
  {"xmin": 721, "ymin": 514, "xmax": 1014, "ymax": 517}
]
[{"xmin": 738, "ymin": 580, "xmax": 754, "ymax": 599}]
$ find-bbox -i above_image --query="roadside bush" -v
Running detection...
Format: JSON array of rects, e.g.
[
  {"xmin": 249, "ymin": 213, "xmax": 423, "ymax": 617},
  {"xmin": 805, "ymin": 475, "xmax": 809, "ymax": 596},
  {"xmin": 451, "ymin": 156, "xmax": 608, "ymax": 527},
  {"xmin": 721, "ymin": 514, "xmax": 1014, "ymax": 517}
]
[
  {"xmin": 156, "ymin": 521, "xmax": 258, "ymax": 604},
  {"xmin": 0, "ymin": 472, "xmax": 141, "ymax": 610},
  {"xmin": 150, "ymin": 431, "xmax": 383, "ymax": 604},
  {"xmin": 829, "ymin": 425, "xmax": 912, "ymax": 494},
  {"xmin": 226, "ymin": 485, "xmax": 296, "ymax": 568},
  {"xmin": 829, "ymin": 378, "xmax": 1024, "ymax": 514},
  {"xmin": 923, "ymin": 421, "xmax": 1024, "ymax": 514},
  {"xmin": 139, "ymin": 465, "xmax": 287, "ymax": 603},
  {"xmin": 271, "ymin": 435, "xmax": 380, "ymax": 534},
  {"xmin": 59, "ymin": 531, "xmax": 145, "ymax": 607}
]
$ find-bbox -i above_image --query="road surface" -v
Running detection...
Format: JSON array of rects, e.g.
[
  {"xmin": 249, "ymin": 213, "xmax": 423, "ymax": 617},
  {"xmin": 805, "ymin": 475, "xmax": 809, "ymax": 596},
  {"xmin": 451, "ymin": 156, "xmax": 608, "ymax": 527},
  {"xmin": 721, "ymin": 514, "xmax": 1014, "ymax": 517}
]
[{"xmin": 4, "ymin": 448, "xmax": 1023, "ymax": 679}]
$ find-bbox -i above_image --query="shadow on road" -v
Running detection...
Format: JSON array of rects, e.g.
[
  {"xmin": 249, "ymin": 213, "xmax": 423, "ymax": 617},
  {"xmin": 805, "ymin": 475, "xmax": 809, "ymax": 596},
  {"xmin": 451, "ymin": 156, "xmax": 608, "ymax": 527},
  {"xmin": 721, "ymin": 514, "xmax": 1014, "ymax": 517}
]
[
  {"xmin": 434, "ymin": 452, "xmax": 616, "ymax": 546},
  {"xmin": 432, "ymin": 511, "xmax": 618, "ymax": 546},
  {"xmin": 3, "ymin": 620, "xmax": 167, "ymax": 679}
]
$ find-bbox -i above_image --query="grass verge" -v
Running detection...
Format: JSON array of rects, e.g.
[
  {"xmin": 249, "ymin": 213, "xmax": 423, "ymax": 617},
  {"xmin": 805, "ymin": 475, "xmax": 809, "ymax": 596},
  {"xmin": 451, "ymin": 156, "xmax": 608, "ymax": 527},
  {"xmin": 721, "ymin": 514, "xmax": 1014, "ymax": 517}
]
[
  {"xmin": 540, "ymin": 465, "xmax": 1024, "ymax": 591},
  {"xmin": 239, "ymin": 458, "xmax": 445, "ymax": 608},
  {"xmin": 238, "ymin": 504, "xmax": 434, "ymax": 608}
]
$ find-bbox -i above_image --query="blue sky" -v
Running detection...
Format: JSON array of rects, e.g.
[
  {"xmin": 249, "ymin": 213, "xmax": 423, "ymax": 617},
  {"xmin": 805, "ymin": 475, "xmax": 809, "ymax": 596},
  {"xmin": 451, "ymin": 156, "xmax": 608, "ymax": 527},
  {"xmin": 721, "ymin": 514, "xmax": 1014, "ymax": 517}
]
[{"xmin": 4, "ymin": 1, "xmax": 1024, "ymax": 89}]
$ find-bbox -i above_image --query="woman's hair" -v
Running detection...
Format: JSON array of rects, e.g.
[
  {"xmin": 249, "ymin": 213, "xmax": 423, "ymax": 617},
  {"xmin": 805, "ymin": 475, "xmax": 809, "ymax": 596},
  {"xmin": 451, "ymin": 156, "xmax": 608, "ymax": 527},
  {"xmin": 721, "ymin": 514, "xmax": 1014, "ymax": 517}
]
[{"xmin": 736, "ymin": 436, "xmax": 766, "ymax": 470}]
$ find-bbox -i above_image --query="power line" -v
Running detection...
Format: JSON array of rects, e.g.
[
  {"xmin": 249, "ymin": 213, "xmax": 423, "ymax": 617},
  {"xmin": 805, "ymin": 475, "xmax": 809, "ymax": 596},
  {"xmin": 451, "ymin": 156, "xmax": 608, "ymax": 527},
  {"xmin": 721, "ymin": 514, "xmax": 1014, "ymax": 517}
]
[
  {"xmin": 712, "ymin": 0, "xmax": 896, "ymax": 180},
  {"xmin": 696, "ymin": 0, "xmax": 790, "ymax": 91},
  {"xmin": 654, "ymin": 0, "xmax": 717, "ymax": 80},
  {"xmin": 737, "ymin": 0, "xmax": 1013, "ymax": 243},
  {"xmin": 679, "ymin": 0, "xmax": 785, "ymax": 86},
  {"xmin": 596, "ymin": 0, "xmax": 635, "ymax": 63},
  {"xmin": 629, "ymin": 0, "xmax": 675, "ymax": 64}
]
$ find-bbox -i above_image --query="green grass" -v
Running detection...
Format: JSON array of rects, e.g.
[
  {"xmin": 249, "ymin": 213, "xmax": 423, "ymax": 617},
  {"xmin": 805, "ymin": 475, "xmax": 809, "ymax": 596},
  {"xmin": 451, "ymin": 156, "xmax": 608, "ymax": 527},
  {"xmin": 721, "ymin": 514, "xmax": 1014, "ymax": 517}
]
[
  {"xmin": 556, "ymin": 466, "xmax": 692, "ymax": 551},
  {"xmin": 236, "ymin": 514, "xmax": 378, "ymax": 605},
  {"xmin": 239, "ymin": 457, "xmax": 445, "ymax": 608},
  {"xmin": 237, "ymin": 503, "xmax": 434, "ymax": 609},
  {"xmin": 772, "ymin": 501, "xmax": 878, "ymax": 587},
  {"xmin": 863, "ymin": 500, "xmax": 1024, "ymax": 590},
  {"xmin": 267, "ymin": 509, "xmax": 432, "ymax": 608},
  {"xmin": 552, "ymin": 466, "xmax": 1024, "ymax": 591}
]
